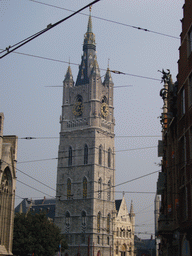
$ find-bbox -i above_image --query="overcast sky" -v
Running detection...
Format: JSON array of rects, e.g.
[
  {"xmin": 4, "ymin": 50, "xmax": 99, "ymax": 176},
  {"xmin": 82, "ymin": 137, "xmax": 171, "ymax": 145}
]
[{"xmin": 1, "ymin": 0, "xmax": 184, "ymax": 239}]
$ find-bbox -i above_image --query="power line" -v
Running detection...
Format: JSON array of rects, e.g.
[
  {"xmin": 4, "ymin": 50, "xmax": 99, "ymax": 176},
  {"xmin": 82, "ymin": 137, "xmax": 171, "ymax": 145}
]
[
  {"xmin": 28, "ymin": 0, "xmax": 180, "ymax": 41},
  {"xmin": 0, "ymin": 0, "xmax": 101, "ymax": 58},
  {"xmin": 17, "ymin": 145, "xmax": 157, "ymax": 164},
  {"xmin": 19, "ymin": 135, "xmax": 160, "ymax": 140},
  {"xmin": 2, "ymin": 50, "xmax": 161, "ymax": 82},
  {"xmin": 17, "ymin": 179, "xmax": 54, "ymax": 197},
  {"xmin": 115, "ymin": 170, "xmax": 159, "ymax": 188},
  {"xmin": 1, "ymin": 159, "xmax": 56, "ymax": 192}
]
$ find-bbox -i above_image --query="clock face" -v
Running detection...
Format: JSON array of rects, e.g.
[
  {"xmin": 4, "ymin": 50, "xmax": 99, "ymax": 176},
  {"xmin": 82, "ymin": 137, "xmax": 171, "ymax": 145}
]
[
  {"xmin": 73, "ymin": 102, "xmax": 83, "ymax": 116},
  {"xmin": 101, "ymin": 102, "xmax": 109, "ymax": 118}
]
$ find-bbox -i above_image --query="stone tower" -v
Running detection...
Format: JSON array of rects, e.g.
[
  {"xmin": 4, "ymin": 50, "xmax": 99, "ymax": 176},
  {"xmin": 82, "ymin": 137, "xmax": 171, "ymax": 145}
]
[{"xmin": 55, "ymin": 8, "xmax": 115, "ymax": 256}]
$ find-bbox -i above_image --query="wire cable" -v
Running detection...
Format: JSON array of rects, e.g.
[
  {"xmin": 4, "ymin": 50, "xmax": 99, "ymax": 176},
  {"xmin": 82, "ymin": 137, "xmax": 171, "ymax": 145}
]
[
  {"xmin": 28, "ymin": 0, "xmax": 180, "ymax": 41},
  {"xmin": 0, "ymin": 0, "xmax": 101, "ymax": 59},
  {"xmin": 0, "ymin": 50, "xmax": 161, "ymax": 81}
]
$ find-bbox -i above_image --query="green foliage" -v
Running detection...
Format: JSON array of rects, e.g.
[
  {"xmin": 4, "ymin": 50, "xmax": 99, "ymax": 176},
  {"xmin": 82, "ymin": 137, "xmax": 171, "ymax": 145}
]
[{"xmin": 13, "ymin": 212, "xmax": 67, "ymax": 256}]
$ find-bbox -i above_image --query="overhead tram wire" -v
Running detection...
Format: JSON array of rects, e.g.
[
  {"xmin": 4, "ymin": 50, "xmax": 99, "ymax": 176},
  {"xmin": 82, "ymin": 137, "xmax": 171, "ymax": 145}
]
[
  {"xmin": 18, "ymin": 135, "xmax": 161, "ymax": 140},
  {"xmin": 16, "ymin": 145, "xmax": 158, "ymax": 164},
  {"xmin": 28, "ymin": 0, "xmax": 180, "ymax": 41},
  {"xmin": 0, "ymin": 0, "xmax": 101, "ymax": 59},
  {"xmin": 0, "ymin": 49, "xmax": 161, "ymax": 82},
  {"xmin": 1, "ymin": 159, "xmax": 56, "ymax": 192}
]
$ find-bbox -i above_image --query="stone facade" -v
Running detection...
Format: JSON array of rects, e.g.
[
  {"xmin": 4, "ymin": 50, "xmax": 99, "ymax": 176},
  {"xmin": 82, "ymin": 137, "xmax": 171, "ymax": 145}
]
[
  {"xmin": 0, "ymin": 113, "xmax": 17, "ymax": 255},
  {"xmin": 55, "ymin": 10, "xmax": 115, "ymax": 256},
  {"xmin": 113, "ymin": 197, "xmax": 135, "ymax": 256}
]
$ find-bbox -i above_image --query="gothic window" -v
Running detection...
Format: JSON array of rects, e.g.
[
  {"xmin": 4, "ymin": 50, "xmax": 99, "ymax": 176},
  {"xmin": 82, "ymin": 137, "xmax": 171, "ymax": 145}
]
[
  {"xmin": 98, "ymin": 178, "xmax": 102, "ymax": 199},
  {"xmin": 97, "ymin": 236, "xmax": 100, "ymax": 244},
  {"xmin": 107, "ymin": 236, "xmax": 109, "ymax": 245},
  {"xmin": 67, "ymin": 178, "xmax": 71, "ymax": 199},
  {"xmin": 97, "ymin": 212, "xmax": 101, "ymax": 233},
  {"xmin": 99, "ymin": 145, "xmax": 102, "ymax": 165},
  {"xmin": 83, "ymin": 177, "xmax": 87, "ymax": 198},
  {"xmin": 107, "ymin": 214, "xmax": 110, "ymax": 233},
  {"xmin": 68, "ymin": 146, "xmax": 72, "ymax": 166},
  {"xmin": 107, "ymin": 180, "xmax": 111, "ymax": 201},
  {"xmin": 65, "ymin": 211, "xmax": 70, "ymax": 226},
  {"xmin": 84, "ymin": 144, "xmax": 88, "ymax": 164},
  {"xmin": 189, "ymin": 74, "xmax": 192, "ymax": 106},
  {"xmin": 181, "ymin": 88, "xmax": 185, "ymax": 116},
  {"xmin": 108, "ymin": 148, "xmax": 111, "ymax": 167},
  {"xmin": 81, "ymin": 211, "xmax": 86, "ymax": 226},
  {"xmin": 117, "ymin": 227, "xmax": 119, "ymax": 237},
  {"xmin": 0, "ymin": 167, "xmax": 12, "ymax": 249}
]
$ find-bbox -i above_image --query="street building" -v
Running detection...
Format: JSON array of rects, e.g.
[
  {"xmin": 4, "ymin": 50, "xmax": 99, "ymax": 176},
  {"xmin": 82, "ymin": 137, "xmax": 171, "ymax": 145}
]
[{"xmin": 0, "ymin": 113, "xmax": 18, "ymax": 256}]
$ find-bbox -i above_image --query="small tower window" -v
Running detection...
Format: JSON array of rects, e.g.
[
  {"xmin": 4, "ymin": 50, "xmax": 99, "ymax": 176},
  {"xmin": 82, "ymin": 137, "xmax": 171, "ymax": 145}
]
[
  {"xmin": 84, "ymin": 144, "xmax": 88, "ymax": 164},
  {"xmin": 97, "ymin": 212, "xmax": 101, "ymax": 233},
  {"xmin": 108, "ymin": 148, "xmax": 111, "ymax": 168},
  {"xmin": 68, "ymin": 146, "xmax": 72, "ymax": 166},
  {"xmin": 99, "ymin": 145, "xmax": 102, "ymax": 165},
  {"xmin": 67, "ymin": 178, "xmax": 71, "ymax": 199},
  {"xmin": 107, "ymin": 180, "xmax": 111, "ymax": 201},
  {"xmin": 107, "ymin": 214, "xmax": 110, "ymax": 233},
  {"xmin": 83, "ymin": 177, "xmax": 87, "ymax": 198},
  {"xmin": 81, "ymin": 210, "xmax": 86, "ymax": 226},
  {"xmin": 98, "ymin": 178, "xmax": 102, "ymax": 199},
  {"xmin": 65, "ymin": 211, "xmax": 70, "ymax": 226}
]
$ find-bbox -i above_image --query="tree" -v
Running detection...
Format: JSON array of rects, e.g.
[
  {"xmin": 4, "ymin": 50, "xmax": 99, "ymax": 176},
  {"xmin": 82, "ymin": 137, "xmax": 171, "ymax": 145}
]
[{"xmin": 13, "ymin": 212, "xmax": 68, "ymax": 256}]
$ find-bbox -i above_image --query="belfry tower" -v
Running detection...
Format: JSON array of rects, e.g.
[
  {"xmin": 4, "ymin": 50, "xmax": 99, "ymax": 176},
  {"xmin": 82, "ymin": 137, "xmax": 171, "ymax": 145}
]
[{"xmin": 55, "ymin": 8, "xmax": 115, "ymax": 256}]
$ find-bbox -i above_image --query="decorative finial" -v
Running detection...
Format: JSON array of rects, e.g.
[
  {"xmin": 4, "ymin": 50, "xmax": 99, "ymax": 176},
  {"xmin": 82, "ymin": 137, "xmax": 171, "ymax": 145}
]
[
  {"xmin": 89, "ymin": 5, "xmax": 92, "ymax": 14},
  {"xmin": 123, "ymin": 191, "xmax": 125, "ymax": 197},
  {"xmin": 69, "ymin": 57, "xmax": 70, "ymax": 66}
]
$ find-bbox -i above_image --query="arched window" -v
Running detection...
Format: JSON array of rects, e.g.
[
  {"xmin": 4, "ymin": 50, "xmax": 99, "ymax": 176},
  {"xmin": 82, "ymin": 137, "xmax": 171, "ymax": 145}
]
[
  {"xmin": 108, "ymin": 148, "xmax": 111, "ymax": 168},
  {"xmin": 68, "ymin": 146, "xmax": 72, "ymax": 166},
  {"xmin": 98, "ymin": 178, "xmax": 102, "ymax": 199},
  {"xmin": 81, "ymin": 211, "xmax": 86, "ymax": 226},
  {"xmin": 65, "ymin": 211, "xmax": 70, "ymax": 226},
  {"xmin": 83, "ymin": 177, "xmax": 87, "ymax": 198},
  {"xmin": 0, "ymin": 167, "xmax": 13, "ymax": 249},
  {"xmin": 99, "ymin": 145, "xmax": 102, "ymax": 165},
  {"xmin": 84, "ymin": 144, "xmax": 88, "ymax": 164},
  {"xmin": 117, "ymin": 227, "xmax": 119, "ymax": 237},
  {"xmin": 97, "ymin": 212, "xmax": 101, "ymax": 233},
  {"xmin": 67, "ymin": 178, "xmax": 71, "ymax": 199},
  {"xmin": 107, "ymin": 214, "xmax": 110, "ymax": 233},
  {"xmin": 107, "ymin": 180, "xmax": 111, "ymax": 201}
]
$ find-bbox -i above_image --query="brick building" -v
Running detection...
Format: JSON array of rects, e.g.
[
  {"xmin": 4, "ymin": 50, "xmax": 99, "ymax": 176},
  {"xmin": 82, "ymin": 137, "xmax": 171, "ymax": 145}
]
[{"xmin": 157, "ymin": 1, "xmax": 192, "ymax": 255}]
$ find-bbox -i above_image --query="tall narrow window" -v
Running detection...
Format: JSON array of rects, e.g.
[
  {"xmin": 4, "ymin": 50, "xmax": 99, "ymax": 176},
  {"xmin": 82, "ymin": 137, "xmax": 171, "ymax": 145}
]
[
  {"xmin": 181, "ymin": 88, "xmax": 185, "ymax": 116},
  {"xmin": 81, "ymin": 211, "xmax": 86, "ymax": 226},
  {"xmin": 107, "ymin": 214, "xmax": 110, "ymax": 233},
  {"xmin": 107, "ymin": 180, "xmax": 111, "ymax": 201},
  {"xmin": 83, "ymin": 177, "xmax": 87, "ymax": 198},
  {"xmin": 68, "ymin": 146, "xmax": 72, "ymax": 166},
  {"xmin": 67, "ymin": 178, "xmax": 71, "ymax": 199},
  {"xmin": 98, "ymin": 178, "xmax": 102, "ymax": 199},
  {"xmin": 108, "ymin": 148, "xmax": 111, "ymax": 167},
  {"xmin": 189, "ymin": 74, "xmax": 192, "ymax": 106},
  {"xmin": 84, "ymin": 144, "xmax": 88, "ymax": 164},
  {"xmin": 99, "ymin": 145, "xmax": 102, "ymax": 165},
  {"xmin": 65, "ymin": 211, "xmax": 70, "ymax": 226},
  {"xmin": 97, "ymin": 212, "xmax": 101, "ymax": 233}
]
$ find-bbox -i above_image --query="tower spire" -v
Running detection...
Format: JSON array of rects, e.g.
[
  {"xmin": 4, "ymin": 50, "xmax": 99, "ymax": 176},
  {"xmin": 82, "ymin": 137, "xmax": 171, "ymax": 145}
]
[{"xmin": 75, "ymin": 7, "xmax": 99, "ymax": 86}]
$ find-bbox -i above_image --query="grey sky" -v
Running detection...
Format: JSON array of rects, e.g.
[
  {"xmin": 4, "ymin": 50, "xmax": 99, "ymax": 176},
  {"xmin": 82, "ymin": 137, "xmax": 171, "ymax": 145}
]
[{"xmin": 1, "ymin": 0, "xmax": 183, "ymax": 238}]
